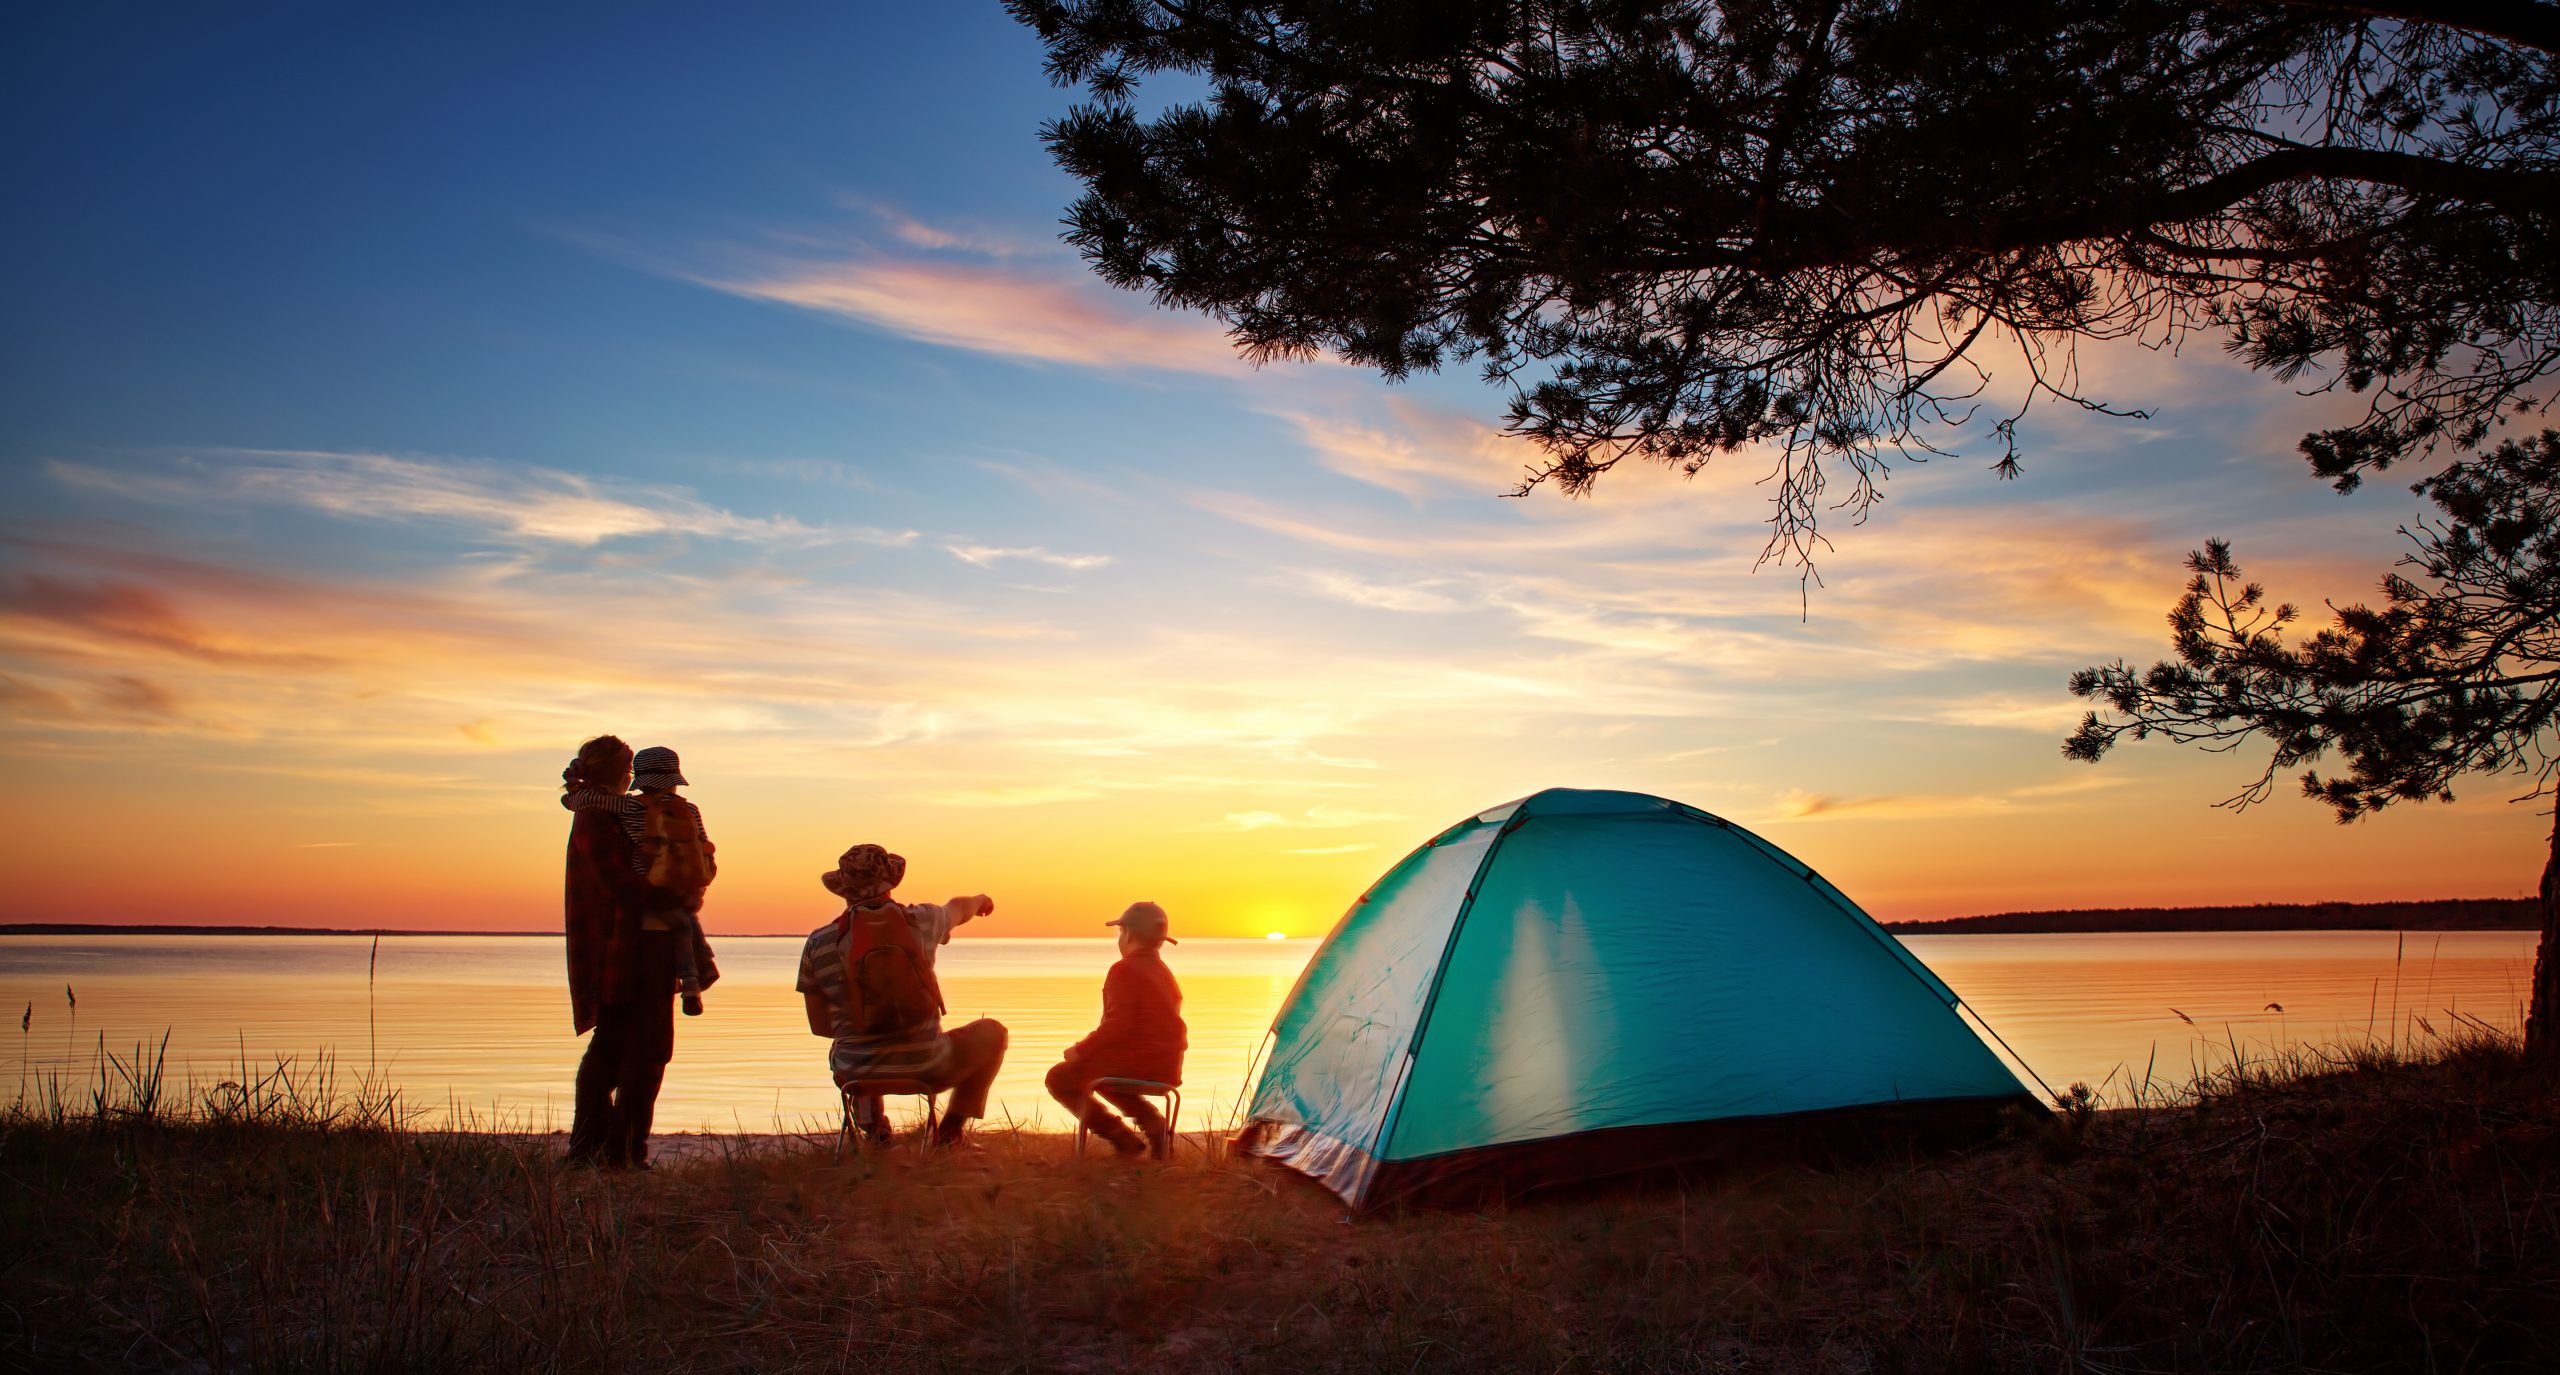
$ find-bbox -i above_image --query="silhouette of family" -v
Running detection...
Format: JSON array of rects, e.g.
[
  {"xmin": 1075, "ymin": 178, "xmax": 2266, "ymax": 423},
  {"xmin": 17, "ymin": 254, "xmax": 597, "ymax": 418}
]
[{"xmin": 558, "ymin": 735, "xmax": 1184, "ymax": 1167}]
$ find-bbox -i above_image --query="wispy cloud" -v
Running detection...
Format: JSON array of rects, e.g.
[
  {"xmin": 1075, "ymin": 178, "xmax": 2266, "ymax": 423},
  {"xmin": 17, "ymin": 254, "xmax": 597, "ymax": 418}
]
[
  {"xmin": 924, "ymin": 783, "xmax": 1109, "ymax": 808},
  {"xmin": 842, "ymin": 199, "xmax": 1036, "ymax": 258},
  {"xmin": 1280, "ymin": 568, "xmax": 1469, "ymax": 613},
  {"xmin": 49, "ymin": 450, "xmax": 910, "ymax": 550},
  {"xmin": 699, "ymin": 255, "xmax": 1251, "ymax": 375},
  {"xmin": 1187, "ymin": 806, "xmax": 1405, "ymax": 833},
  {"xmin": 1915, "ymin": 693, "xmax": 2098, "ymax": 733},
  {"xmin": 971, "ymin": 458, "xmax": 1131, "ymax": 507},
  {"xmin": 0, "ymin": 669, "xmax": 202, "ymax": 730},
  {"xmin": 1193, "ymin": 425, "xmax": 2333, "ymax": 680},
  {"xmin": 700, "ymin": 456, "xmax": 878, "ymax": 491},
  {"xmin": 1772, "ymin": 790, "xmax": 1949, "ymax": 822},
  {"xmin": 1769, "ymin": 772, "xmax": 2130, "ymax": 824},
  {"xmin": 0, "ymin": 525, "xmax": 1488, "ymax": 810},
  {"xmin": 0, "ymin": 573, "xmax": 337, "ymax": 670},
  {"xmin": 588, "ymin": 206, "xmax": 1257, "ymax": 375},
  {"xmin": 1276, "ymin": 405, "xmax": 1536, "ymax": 499},
  {"xmin": 1653, "ymin": 739, "xmax": 1778, "ymax": 763},
  {"xmin": 1280, "ymin": 842, "xmax": 1378, "ymax": 855},
  {"xmin": 944, "ymin": 543, "xmax": 1114, "ymax": 572}
]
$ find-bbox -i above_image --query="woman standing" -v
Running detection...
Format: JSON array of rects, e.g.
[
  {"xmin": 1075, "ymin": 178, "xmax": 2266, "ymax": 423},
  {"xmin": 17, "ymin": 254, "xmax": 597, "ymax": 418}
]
[{"xmin": 560, "ymin": 734, "xmax": 671, "ymax": 1166}]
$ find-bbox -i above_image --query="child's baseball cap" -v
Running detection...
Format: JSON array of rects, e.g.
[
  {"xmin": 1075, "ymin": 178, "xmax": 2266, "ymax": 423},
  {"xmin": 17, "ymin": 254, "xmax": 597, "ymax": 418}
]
[{"xmin": 1105, "ymin": 901, "xmax": 1177, "ymax": 943}]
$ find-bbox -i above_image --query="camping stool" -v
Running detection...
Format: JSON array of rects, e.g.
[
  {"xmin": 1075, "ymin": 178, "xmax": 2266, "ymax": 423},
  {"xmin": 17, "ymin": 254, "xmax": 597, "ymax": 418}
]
[
  {"xmin": 838, "ymin": 1078, "xmax": 941, "ymax": 1156},
  {"xmin": 1074, "ymin": 1077, "xmax": 1182, "ymax": 1158}
]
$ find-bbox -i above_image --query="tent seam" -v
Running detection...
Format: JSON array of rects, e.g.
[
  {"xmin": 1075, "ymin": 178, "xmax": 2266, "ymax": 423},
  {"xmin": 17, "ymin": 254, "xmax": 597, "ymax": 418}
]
[{"xmin": 1366, "ymin": 811, "xmax": 1525, "ymax": 1175}]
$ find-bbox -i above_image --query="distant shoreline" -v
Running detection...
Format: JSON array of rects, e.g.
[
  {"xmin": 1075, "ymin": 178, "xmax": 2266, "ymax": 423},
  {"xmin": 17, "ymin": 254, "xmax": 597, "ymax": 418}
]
[
  {"xmin": 1882, "ymin": 897, "xmax": 2538, "ymax": 934},
  {"xmin": 1, "ymin": 898, "xmax": 2541, "ymax": 938}
]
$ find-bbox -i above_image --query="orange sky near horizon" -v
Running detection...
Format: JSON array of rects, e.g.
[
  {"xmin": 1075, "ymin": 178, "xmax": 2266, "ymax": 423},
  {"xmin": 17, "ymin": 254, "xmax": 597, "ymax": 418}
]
[{"xmin": 8, "ymin": 740, "xmax": 2538, "ymax": 939}]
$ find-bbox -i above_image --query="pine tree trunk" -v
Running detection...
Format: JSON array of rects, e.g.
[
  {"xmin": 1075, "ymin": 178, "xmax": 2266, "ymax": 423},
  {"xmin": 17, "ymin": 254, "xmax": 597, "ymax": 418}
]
[{"xmin": 2531, "ymin": 803, "xmax": 2560, "ymax": 1055}]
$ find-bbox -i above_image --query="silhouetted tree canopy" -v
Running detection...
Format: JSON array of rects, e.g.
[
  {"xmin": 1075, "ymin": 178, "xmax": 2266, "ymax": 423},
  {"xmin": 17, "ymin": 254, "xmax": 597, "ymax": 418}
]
[
  {"xmin": 2066, "ymin": 431, "xmax": 2560, "ymax": 1048},
  {"xmin": 1007, "ymin": 0, "xmax": 2560, "ymax": 560}
]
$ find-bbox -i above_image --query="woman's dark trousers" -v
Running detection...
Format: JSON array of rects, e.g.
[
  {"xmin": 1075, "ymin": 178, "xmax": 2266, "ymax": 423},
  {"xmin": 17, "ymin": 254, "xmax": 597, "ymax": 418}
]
[{"xmin": 568, "ymin": 928, "xmax": 677, "ymax": 1165}]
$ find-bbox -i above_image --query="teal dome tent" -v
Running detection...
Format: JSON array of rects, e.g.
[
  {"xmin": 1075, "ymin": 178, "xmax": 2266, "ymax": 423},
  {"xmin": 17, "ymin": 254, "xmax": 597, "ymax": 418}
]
[{"xmin": 1237, "ymin": 789, "xmax": 2044, "ymax": 1208}]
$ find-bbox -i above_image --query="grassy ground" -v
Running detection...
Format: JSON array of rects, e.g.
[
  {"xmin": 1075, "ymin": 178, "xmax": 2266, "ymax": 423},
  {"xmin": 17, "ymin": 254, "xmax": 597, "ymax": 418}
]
[{"xmin": 3, "ymin": 1037, "xmax": 2555, "ymax": 1374}]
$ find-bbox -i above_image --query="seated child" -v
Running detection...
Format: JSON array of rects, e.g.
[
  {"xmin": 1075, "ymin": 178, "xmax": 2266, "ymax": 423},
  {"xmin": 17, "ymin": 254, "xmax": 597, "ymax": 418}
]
[
  {"xmin": 1045, "ymin": 901, "xmax": 1186, "ymax": 1158},
  {"xmin": 619, "ymin": 745, "xmax": 719, "ymax": 1015}
]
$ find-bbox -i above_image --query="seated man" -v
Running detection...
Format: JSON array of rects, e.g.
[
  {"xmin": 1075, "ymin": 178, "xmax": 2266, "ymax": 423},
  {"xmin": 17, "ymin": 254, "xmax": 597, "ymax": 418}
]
[
  {"xmin": 796, "ymin": 843, "xmax": 1006, "ymax": 1148},
  {"xmin": 1045, "ymin": 901, "xmax": 1187, "ymax": 1159}
]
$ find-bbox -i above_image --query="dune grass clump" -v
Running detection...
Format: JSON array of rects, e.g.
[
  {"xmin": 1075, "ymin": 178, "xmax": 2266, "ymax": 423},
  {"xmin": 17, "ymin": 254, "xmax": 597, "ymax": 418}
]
[
  {"xmin": 13, "ymin": 1032, "xmax": 410, "ymax": 1136},
  {"xmin": 4, "ymin": 1031, "xmax": 2555, "ymax": 1372}
]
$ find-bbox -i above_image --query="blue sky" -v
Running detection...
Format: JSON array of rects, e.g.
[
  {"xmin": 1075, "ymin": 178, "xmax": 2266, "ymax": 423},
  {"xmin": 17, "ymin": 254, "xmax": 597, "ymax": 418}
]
[{"xmin": 1, "ymin": 2, "xmax": 2541, "ymax": 934}]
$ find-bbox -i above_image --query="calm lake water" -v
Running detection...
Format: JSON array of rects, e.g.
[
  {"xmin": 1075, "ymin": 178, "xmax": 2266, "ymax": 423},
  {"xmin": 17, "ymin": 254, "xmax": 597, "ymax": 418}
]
[{"xmin": 0, "ymin": 931, "xmax": 2537, "ymax": 1134}]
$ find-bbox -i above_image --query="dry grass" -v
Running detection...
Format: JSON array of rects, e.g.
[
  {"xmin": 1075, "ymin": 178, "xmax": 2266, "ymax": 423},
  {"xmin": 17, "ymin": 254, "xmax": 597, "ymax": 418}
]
[{"xmin": 3, "ymin": 1033, "xmax": 2556, "ymax": 1373}]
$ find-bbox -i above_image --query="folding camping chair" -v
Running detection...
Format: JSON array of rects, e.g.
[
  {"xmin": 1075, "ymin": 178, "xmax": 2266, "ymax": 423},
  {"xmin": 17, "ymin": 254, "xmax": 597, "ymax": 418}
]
[
  {"xmin": 838, "ymin": 1077, "xmax": 941, "ymax": 1156},
  {"xmin": 1072, "ymin": 1076, "xmax": 1183, "ymax": 1158}
]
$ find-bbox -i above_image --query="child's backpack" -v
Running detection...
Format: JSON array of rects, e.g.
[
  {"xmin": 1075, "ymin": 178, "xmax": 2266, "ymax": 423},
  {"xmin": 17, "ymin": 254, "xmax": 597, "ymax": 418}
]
[
  {"xmin": 639, "ymin": 794, "xmax": 716, "ymax": 900},
  {"xmin": 839, "ymin": 900, "xmax": 944, "ymax": 1039}
]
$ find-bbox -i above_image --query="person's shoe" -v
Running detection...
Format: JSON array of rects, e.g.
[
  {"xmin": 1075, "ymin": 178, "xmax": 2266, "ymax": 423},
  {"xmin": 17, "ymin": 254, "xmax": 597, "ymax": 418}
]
[
  {"xmin": 1083, "ymin": 1111, "xmax": 1145, "ymax": 1157},
  {"xmin": 1142, "ymin": 1119, "xmax": 1172, "ymax": 1161}
]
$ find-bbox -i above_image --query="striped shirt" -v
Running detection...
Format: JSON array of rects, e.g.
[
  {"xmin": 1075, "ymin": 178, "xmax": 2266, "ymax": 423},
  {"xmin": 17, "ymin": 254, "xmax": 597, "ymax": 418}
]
[{"xmin": 797, "ymin": 901, "xmax": 964, "ymax": 1084}]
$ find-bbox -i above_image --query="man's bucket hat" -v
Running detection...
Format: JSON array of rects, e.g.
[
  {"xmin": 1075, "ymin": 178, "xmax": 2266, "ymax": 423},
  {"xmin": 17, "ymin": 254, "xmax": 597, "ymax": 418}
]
[{"xmin": 823, "ymin": 844, "xmax": 906, "ymax": 904}]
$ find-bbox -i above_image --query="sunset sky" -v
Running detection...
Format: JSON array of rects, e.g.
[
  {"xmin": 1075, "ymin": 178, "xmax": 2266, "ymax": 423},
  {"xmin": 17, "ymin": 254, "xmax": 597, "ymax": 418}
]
[{"xmin": 2, "ymin": 3, "xmax": 2543, "ymax": 938}]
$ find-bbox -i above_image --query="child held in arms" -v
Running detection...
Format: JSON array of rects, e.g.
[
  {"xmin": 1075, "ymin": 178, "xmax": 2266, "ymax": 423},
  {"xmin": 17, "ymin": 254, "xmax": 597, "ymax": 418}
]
[
  {"xmin": 1045, "ymin": 901, "xmax": 1187, "ymax": 1159},
  {"xmin": 621, "ymin": 745, "xmax": 719, "ymax": 1015}
]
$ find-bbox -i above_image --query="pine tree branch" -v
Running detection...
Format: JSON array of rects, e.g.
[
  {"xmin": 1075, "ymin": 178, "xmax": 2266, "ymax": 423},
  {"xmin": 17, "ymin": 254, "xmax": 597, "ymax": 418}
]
[{"xmin": 2278, "ymin": 0, "xmax": 2560, "ymax": 56}]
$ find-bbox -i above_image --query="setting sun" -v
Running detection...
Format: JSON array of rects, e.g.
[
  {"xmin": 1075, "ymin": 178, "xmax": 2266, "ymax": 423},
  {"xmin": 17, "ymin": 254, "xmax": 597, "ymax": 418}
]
[{"xmin": 1265, "ymin": 931, "xmax": 1288, "ymax": 940}]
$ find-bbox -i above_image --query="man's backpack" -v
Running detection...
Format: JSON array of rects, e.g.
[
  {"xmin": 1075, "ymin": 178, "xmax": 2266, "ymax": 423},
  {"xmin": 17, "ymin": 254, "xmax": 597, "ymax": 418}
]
[
  {"xmin": 638, "ymin": 794, "xmax": 715, "ymax": 900},
  {"xmin": 839, "ymin": 900, "xmax": 944, "ymax": 1039}
]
